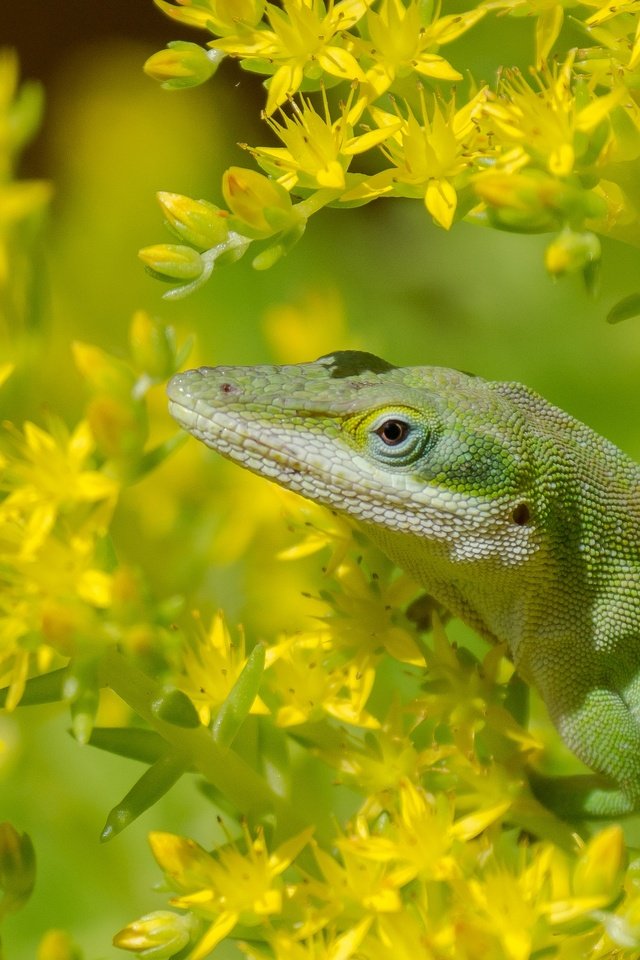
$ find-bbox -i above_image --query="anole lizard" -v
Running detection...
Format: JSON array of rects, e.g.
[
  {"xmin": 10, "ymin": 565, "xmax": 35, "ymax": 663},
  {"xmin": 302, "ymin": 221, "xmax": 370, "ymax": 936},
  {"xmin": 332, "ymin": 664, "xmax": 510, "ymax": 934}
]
[{"xmin": 167, "ymin": 351, "xmax": 640, "ymax": 818}]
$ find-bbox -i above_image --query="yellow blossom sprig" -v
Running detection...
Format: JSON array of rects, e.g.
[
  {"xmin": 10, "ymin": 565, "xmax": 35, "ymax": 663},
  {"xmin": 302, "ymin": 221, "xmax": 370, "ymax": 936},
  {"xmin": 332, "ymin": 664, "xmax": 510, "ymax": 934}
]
[
  {"xmin": 355, "ymin": 0, "xmax": 485, "ymax": 98},
  {"xmin": 210, "ymin": 0, "xmax": 370, "ymax": 116},
  {"xmin": 248, "ymin": 89, "xmax": 397, "ymax": 192},
  {"xmin": 123, "ymin": 824, "xmax": 315, "ymax": 960},
  {"xmin": 343, "ymin": 86, "xmax": 490, "ymax": 228},
  {"xmin": 0, "ymin": 415, "xmax": 119, "ymax": 710},
  {"xmin": 179, "ymin": 610, "xmax": 269, "ymax": 727},
  {"xmin": 0, "ymin": 313, "xmax": 192, "ymax": 714},
  {"xmin": 144, "ymin": 0, "xmax": 640, "ymax": 290},
  {"xmin": 115, "ymin": 777, "xmax": 640, "ymax": 959}
]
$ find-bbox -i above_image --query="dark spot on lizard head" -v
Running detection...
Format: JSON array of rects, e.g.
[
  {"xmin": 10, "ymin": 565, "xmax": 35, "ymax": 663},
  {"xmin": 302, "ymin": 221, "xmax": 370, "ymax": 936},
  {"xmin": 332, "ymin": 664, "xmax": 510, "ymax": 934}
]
[{"xmin": 315, "ymin": 351, "xmax": 397, "ymax": 379}]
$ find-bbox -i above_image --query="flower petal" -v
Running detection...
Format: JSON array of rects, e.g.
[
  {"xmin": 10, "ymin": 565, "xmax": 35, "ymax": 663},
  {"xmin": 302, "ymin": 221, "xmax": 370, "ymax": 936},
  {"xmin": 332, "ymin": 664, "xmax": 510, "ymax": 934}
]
[{"xmin": 425, "ymin": 178, "xmax": 457, "ymax": 229}]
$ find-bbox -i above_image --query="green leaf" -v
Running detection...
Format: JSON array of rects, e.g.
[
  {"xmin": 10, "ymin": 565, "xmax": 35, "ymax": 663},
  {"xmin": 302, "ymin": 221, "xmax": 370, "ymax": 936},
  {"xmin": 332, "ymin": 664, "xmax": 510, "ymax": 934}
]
[
  {"xmin": 213, "ymin": 644, "xmax": 265, "ymax": 751},
  {"xmin": 0, "ymin": 667, "xmax": 67, "ymax": 708},
  {"xmin": 100, "ymin": 751, "xmax": 189, "ymax": 842},
  {"xmin": 151, "ymin": 688, "xmax": 201, "ymax": 728},
  {"xmin": 606, "ymin": 293, "xmax": 640, "ymax": 325},
  {"xmin": 86, "ymin": 727, "xmax": 171, "ymax": 764},
  {"xmin": 64, "ymin": 658, "xmax": 100, "ymax": 744}
]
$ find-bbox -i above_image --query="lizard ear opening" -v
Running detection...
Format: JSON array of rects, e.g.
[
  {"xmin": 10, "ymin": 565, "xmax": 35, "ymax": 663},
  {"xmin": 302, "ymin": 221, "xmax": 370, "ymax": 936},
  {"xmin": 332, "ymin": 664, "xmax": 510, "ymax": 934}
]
[{"xmin": 511, "ymin": 503, "xmax": 531, "ymax": 526}]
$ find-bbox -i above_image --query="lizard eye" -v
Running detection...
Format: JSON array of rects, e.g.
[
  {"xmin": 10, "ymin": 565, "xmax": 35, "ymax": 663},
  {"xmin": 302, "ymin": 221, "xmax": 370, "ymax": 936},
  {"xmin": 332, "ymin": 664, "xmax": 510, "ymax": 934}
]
[
  {"xmin": 376, "ymin": 419, "xmax": 410, "ymax": 446},
  {"xmin": 366, "ymin": 410, "xmax": 431, "ymax": 465}
]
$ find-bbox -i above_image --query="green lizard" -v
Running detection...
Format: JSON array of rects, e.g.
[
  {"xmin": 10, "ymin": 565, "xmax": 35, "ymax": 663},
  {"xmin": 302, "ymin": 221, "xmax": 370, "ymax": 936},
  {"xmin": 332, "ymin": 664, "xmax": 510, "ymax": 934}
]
[{"xmin": 167, "ymin": 351, "xmax": 640, "ymax": 818}]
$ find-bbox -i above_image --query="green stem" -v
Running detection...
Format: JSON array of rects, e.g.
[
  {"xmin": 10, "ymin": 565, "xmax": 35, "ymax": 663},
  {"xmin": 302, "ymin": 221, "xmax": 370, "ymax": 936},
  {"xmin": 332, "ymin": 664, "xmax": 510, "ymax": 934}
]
[
  {"xmin": 294, "ymin": 188, "xmax": 342, "ymax": 220},
  {"xmin": 99, "ymin": 647, "xmax": 313, "ymax": 842}
]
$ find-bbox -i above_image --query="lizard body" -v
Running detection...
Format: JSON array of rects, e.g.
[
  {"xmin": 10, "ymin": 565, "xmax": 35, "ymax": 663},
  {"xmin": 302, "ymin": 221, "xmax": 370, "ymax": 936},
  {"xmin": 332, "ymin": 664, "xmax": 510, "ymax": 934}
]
[{"xmin": 167, "ymin": 351, "xmax": 640, "ymax": 817}]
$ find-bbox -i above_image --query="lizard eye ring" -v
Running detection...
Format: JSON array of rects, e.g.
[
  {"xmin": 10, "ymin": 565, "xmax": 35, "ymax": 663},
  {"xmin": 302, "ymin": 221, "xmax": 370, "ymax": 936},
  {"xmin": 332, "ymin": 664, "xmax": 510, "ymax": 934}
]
[{"xmin": 376, "ymin": 419, "xmax": 410, "ymax": 446}]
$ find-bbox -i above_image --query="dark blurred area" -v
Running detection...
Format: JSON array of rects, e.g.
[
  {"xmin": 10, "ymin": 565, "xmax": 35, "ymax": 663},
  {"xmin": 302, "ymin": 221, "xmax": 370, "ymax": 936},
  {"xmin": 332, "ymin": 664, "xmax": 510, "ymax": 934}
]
[{"xmin": 3, "ymin": 1, "xmax": 174, "ymax": 81}]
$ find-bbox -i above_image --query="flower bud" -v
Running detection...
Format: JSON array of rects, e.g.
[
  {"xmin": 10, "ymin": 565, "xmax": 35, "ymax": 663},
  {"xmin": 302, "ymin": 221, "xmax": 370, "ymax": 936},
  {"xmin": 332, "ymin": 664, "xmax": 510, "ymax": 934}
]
[
  {"xmin": 37, "ymin": 929, "xmax": 82, "ymax": 960},
  {"xmin": 157, "ymin": 191, "xmax": 229, "ymax": 249},
  {"xmin": 144, "ymin": 42, "xmax": 222, "ymax": 89},
  {"xmin": 573, "ymin": 824, "xmax": 626, "ymax": 900},
  {"xmin": 544, "ymin": 228, "xmax": 601, "ymax": 278},
  {"xmin": 72, "ymin": 342, "xmax": 135, "ymax": 397},
  {"xmin": 113, "ymin": 910, "xmax": 197, "ymax": 958},
  {"xmin": 138, "ymin": 244, "xmax": 204, "ymax": 282},
  {"xmin": 0, "ymin": 822, "xmax": 36, "ymax": 919},
  {"xmin": 222, "ymin": 167, "xmax": 294, "ymax": 238},
  {"xmin": 474, "ymin": 171, "xmax": 561, "ymax": 231},
  {"xmin": 129, "ymin": 310, "xmax": 176, "ymax": 380},
  {"xmin": 85, "ymin": 395, "xmax": 147, "ymax": 464}
]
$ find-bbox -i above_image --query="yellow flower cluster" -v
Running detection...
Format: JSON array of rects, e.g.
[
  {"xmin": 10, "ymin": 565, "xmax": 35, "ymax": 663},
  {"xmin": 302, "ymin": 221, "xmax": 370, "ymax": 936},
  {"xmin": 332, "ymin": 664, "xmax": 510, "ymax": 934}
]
[
  {"xmin": 115, "ymin": 510, "xmax": 640, "ymax": 958},
  {"xmin": 0, "ymin": 409, "xmax": 118, "ymax": 709},
  {"xmin": 0, "ymin": 313, "xmax": 187, "ymax": 723},
  {"xmin": 141, "ymin": 0, "xmax": 640, "ymax": 293}
]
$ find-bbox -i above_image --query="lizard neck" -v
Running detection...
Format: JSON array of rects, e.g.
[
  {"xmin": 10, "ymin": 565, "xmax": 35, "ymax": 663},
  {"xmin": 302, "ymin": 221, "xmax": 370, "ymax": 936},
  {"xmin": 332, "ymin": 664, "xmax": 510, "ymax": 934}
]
[{"xmin": 360, "ymin": 521, "xmax": 534, "ymax": 647}]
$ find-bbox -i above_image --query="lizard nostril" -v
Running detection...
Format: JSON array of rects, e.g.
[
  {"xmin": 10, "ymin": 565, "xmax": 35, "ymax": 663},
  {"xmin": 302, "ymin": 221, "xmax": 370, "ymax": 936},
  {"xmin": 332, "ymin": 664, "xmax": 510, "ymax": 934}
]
[{"xmin": 220, "ymin": 382, "xmax": 240, "ymax": 395}]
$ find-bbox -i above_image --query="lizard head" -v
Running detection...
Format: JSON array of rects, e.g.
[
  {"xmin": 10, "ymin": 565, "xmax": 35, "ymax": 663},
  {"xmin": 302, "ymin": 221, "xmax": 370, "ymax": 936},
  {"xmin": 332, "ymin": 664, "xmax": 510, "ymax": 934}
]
[{"xmin": 167, "ymin": 351, "xmax": 537, "ymax": 568}]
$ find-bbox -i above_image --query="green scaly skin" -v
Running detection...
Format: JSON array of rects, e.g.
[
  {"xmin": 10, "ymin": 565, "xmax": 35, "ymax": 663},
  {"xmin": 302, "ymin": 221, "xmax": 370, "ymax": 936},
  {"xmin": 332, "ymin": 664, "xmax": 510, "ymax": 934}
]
[{"xmin": 167, "ymin": 351, "xmax": 640, "ymax": 818}]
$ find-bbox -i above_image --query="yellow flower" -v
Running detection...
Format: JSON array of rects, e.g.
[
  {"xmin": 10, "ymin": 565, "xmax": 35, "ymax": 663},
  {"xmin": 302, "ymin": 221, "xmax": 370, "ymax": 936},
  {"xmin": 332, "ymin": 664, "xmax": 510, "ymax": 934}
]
[
  {"xmin": 249, "ymin": 90, "xmax": 396, "ymax": 191},
  {"xmin": 1, "ymin": 419, "xmax": 117, "ymax": 558},
  {"xmin": 0, "ymin": 416, "xmax": 120, "ymax": 707},
  {"xmin": 326, "ymin": 556, "xmax": 423, "ymax": 662},
  {"xmin": 342, "ymin": 88, "xmax": 488, "ymax": 228},
  {"xmin": 313, "ymin": 839, "xmax": 404, "ymax": 914},
  {"xmin": 359, "ymin": 0, "xmax": 484, "ymax": 99},
  {"xmin": 154, "ymin": 0, "xmax": 265, "ymax": 36},
  {"xmin": 465, "ymin": 854, "xmax": 550, "ymax": 959},
  {"xmin": 242, "ymin": 922, "xmax": 373, "ymax": 960},
  {"xmin": 340, "ymin": 781, "xmax": 460, "ymax": 883},
  {"xmin": 211, "ymin": 0, "xmax": 370, "ymax": 115},
  {"xmin": 319, "ymin": 725, "xmax": 426, "ymax": 799},
  {"xmin": 482, "ymin": 55, "xmax": 626, "ymax": 176},
  {"xmin": 266, "ymin": 631, "xmax": 380, "ymax": 728},
  {"xmin": 582, "ymin": 0, "xmax": 640, "ymax": 26},
  {"xmin": 149, "ymin": 824, "xmax": 314, "ymax": 959},
  {"xmin": 276, "ymin": 490, "xmax": 355, "ymax": 572},
  {"xmin": 180, "ymin": 610, "xmax": 268, "ymax": 725}
]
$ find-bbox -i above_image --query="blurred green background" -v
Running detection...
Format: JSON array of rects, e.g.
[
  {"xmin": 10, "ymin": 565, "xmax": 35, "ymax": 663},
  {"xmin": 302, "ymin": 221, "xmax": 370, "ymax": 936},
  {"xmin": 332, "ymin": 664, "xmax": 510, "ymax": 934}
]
[{"xmin": 3, "ymin": 1, "xmax": 640, "ymax": 957}]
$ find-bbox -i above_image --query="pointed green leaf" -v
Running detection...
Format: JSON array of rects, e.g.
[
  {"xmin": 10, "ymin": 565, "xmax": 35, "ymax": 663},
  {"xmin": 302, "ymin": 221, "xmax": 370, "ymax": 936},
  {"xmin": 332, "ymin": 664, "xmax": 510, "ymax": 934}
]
[
  {"xmin": 64, "ymin": 658, "xmax": 100, "ymax": 744},
  {"xmin": 213, "ymin": 644, "xmax": 265, "ymax": 750},
  {"xmin": 151, "ymin": 687, "xmax": 200, "ymax": 728},
  {"xmin": 101, "ymin": 751, "xmax": 189, "ymax": 842},
  {"xmin": 0, "ymin": 667, "xmax": 67, "ymax": 708},
  {"xmin": 606, "ymin": 293, "xmax": 640, "ymax": 325},
  {"xmin": 86, "ymin": 727, "xmax": 170, "ymax": 764}
]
